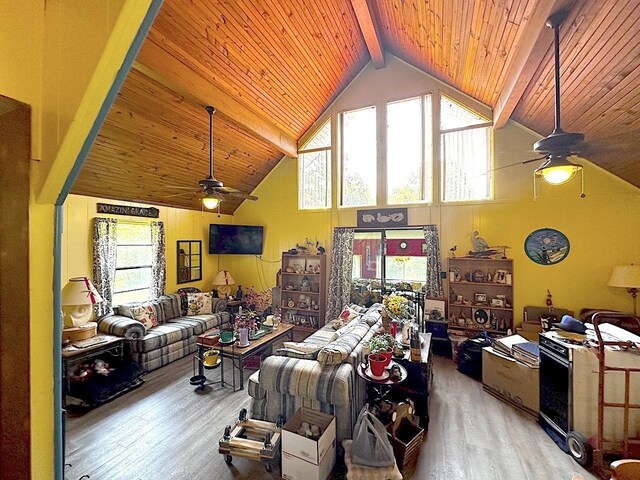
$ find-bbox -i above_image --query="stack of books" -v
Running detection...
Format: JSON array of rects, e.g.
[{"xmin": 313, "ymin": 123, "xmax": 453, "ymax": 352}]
[{"xmin": 493, "ymin": 334, "xmax": 539, "ymax": 368}]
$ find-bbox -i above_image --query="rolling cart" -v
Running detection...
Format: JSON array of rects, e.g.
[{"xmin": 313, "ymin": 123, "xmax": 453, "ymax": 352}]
[
  {"xmin": 568, "ymin": 312, "xmax": 640, "ymax": 467},
  {"xmin": 219, "ymin": 408, "xmax": 284, "ymax": 473}
]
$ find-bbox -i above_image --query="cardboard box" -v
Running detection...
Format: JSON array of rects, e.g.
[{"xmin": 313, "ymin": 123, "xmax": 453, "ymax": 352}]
[
  {"xmin": 282, "ymin": 408, "xmax": 336, "ymax": 480},
  {"xmin": 482, "ymin": 347, "xmax": 539, "ymax": 417}
]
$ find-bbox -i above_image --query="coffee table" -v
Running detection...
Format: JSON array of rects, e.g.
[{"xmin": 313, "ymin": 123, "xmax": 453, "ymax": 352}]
[{"xmin": 210, "ymin": 323, "xmax": 295, "ymax": 391}]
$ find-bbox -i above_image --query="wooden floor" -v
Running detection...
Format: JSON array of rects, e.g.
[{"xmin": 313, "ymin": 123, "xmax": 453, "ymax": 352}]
[{"xmin": 66, "ymin": 354, "xmax": 597, "ymax": 480}]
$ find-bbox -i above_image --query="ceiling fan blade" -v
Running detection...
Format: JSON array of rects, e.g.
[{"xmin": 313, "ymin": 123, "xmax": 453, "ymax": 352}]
[
  {"xmin": 217, "ymin": 186, "xmax": 258, "ymax": 199},
  {"xmin": 164, "ymin": 191, "xmax": 200, "ymax": 198},
  {"xmin": 166, "ymin": 185, "xmax": 201, "ymax": 190},
  {"xmin": 578, "ymin": 133, "xmax": 638, "ymax": 158},
  {"xmin": 492, "ymin": 156, "xmax": 548, "ymax": 173}
]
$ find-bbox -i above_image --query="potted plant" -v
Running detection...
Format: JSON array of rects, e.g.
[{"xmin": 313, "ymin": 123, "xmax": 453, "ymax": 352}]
[{"xmin": 370, "ymin": 334, "xmax": 394, "ymax": 367}]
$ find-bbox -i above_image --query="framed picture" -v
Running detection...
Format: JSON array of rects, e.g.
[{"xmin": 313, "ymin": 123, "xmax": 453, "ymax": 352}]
[
  {"xmin": 491, "ymin": 298, "xmax": 505, "ymax": 308},
  {"xmin": 472, "ymin": 308, "xmax": 489, "ymax": 324},
  {"xmin": 474, "ymin": 293, "xmax": 487, "ymax": 304}
]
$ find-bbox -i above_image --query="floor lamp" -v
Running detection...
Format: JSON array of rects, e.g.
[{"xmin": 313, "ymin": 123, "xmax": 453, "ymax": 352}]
[{"xmin": 608, "ymin": 265, "xmax": 640, "ymax": 315}]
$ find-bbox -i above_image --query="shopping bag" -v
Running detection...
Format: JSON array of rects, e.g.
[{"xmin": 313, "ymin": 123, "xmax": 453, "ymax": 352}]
[{"xmin": 351, "ymin": 405, "xmax": 396, "ymax": 467}]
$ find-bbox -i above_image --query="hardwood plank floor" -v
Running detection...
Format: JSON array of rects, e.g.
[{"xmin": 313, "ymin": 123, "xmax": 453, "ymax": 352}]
[{"xmin": 66, "ymin": 354, "xmax": 597, "ymax": 480}]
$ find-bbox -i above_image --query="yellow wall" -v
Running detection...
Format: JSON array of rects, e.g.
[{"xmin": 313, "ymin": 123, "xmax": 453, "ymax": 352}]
[
  {"xmin": 63, "ymin": 194, "xmax": 234, "ymax": 294},
  {"xmin": 1, "ymin": 1, "xmax": 153, "ymax": 478},
  {"xmin": 234, "ymin": 56, "xmax": 640, "ymax": 322}
]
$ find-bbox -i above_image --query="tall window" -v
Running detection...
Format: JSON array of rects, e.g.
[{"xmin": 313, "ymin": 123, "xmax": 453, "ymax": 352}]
[
  {"xmin": 298, "ymin": 120, "xmax": 331, "ymax": 209},
  {"xmin": 341, "ymin": 106, "xmax": 377, "ymax": 207},
  {"xmin": 112, "ymin": 222, "xmax": 153, "ymax": 305},
  {"xmin": 440, "ymin": 95, "xmax": 492, "ymax": 202},
  {"xmin": 387, "ymin": 95, "xmax": 433, "ymax": 204}
]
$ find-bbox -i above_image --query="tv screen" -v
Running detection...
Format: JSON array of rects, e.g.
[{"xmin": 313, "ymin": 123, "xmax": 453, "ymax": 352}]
[{"xmin": 209, "ymin": 224, "xmax": 264, "ymax": 255}]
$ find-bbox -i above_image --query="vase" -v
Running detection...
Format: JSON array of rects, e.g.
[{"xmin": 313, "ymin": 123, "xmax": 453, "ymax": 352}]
[
  {"xmin": 401, "ymin": 321, "xmax": 412, "ymax": 345},
  {"xmin": 381, "ymin": 309, "xmax": 392, "ymax": 332},
  {"xmin": 238, "ymin": 327, "xmax": 250, "ymax": 347}
]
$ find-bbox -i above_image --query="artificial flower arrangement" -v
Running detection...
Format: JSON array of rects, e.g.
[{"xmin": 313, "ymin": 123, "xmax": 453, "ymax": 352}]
[
  {"xmin": 242, "ymin": 287, "xmax": 273, "ymax": 314},
  {"xmin": 383, "ymin": 293, "xmax": 413, "ymax": 321},
  {"xmin": 233, "ymin": 310, "xmax": 259, "ymax": 331}
]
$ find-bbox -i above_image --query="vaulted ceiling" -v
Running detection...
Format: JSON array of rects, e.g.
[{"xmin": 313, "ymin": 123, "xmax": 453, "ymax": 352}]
[{"xmin": 73, "ymin": 0, "xmax": 640, "ymax": 213}]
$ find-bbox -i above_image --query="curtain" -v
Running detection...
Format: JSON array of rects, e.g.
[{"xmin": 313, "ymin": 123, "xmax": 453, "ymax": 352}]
[
  {"xmin": 93, "ymin": 218, "xmax": 118, "ymax": 316},
  {"xmin": 422, "ymin": 225, "xmax": 444, "ymax": 298},
  {"xmin": 150, "ymin": 221, "xmax": 166, "ymax": 298},
  {"xmin": 326, "ymin": 227, "xmax": 355, "ymax": 323}
]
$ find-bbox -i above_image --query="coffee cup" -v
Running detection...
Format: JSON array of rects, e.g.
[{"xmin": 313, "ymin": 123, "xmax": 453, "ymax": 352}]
[
  {"xmin": 203, "ymin": 348, "xmax": 219, "ymax": 367},
  {"xmin": 220, "ymin": 329, "xmax": 234, "ymax": 342}
]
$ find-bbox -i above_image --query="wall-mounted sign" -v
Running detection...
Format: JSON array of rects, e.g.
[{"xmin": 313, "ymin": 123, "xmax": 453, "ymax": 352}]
[
  {"xmin": 357, "ymin": 208, "xmax": 408, "ymax": 228},
  {"xmin": 97, "ymin": 203, "xmax": 159, "ymax": 218}
]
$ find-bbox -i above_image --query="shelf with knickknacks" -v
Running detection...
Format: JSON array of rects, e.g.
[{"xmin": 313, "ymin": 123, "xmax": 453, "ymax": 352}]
[{"xmin": 446, "ymin": 256, "xmax": 514, "ymax": 336}]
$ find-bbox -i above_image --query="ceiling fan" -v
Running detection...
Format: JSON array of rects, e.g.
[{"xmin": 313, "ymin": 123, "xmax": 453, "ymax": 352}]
[
  {"xmin": 168, "ymin": 106, "xmax": 258, "ymax": 209},
  {"xmin": 496, "ymin": 11, "xmax": 587, "ymax": 197}
]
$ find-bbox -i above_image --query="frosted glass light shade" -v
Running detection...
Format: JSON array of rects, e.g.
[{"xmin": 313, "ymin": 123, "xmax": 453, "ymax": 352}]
[
  {"xmin": 202, "ymin": 194, "xmax": 220, "ymax": 209},
  {"xmin": 535, "ymin": 155, "xmax": 582, "ymax": 185}
]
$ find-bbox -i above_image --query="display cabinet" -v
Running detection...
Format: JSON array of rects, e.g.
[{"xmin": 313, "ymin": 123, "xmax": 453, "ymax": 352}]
[
  {"xmin": 279, "ymin": 253, "xmax": 327, "ymax": 333},
  {"xmin": 446, "ymin": 257, "xmax": 514, "ymax": 336}
]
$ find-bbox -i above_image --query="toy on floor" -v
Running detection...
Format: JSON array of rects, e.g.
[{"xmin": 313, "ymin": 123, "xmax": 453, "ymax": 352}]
[{"xmin": 219, "ymin": 408, "xmax": 284, "ymax": 473}]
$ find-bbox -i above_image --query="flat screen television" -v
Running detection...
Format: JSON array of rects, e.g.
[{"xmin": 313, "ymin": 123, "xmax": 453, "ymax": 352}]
[{"xmin": 209, "ymin": 224, "xmax": 264, "ymax": 255}]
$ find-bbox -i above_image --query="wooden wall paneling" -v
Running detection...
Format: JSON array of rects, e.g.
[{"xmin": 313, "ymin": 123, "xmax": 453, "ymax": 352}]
[{"xmin": 0, "ymin": 99, "xmax": 31, "ymax": 480}]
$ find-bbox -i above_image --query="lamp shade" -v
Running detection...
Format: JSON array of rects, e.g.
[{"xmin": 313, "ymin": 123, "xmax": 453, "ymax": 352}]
[
  {"xmin": 535, "ymin": 154, "xmax": 582, "ymax": 185},
  {"xmin": 62, "ymin": 277, "xmax": 103, "ymax": 305},
  {"xmin": 213, "ymin": 270, "xmax": 235, "ymax": 286},
  {"xmin": 202, "ymin": 193, "xmax": 220, "ymax": 210},
  {"xmin": 608, "ymin": 265, "xmax": 640, "ymax": 289}
]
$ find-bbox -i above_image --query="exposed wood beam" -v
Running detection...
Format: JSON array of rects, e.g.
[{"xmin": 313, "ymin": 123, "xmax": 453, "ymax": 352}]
[
  {"xmin": 350, "ymin": 0, "xmax": 385, "ymax": 69},
  {"xmin": 493, "ymin": 0, "xmax": 577, "ymax": 129},
  {"xmin": 134, "ymin": 44, "xmax": 298, "ymax": 158}
]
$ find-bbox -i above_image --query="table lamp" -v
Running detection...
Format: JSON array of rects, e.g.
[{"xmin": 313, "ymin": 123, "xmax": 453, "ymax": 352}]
[
  {"xmin": 62, "ymin": 277, "xmax": 103, "ymax": 327},
  {"xmin": 608, "ymin": 265, "xmax": 640, "ymax": 315},
  {"xmin": 214, "ymin": 270, "xmax": 235, "ymax": 298}
]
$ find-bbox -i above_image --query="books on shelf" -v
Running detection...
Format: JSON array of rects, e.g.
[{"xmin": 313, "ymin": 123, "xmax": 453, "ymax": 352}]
[{"xmin": 284, "ymin": 312, "xmax": 318, "ymax": 329}]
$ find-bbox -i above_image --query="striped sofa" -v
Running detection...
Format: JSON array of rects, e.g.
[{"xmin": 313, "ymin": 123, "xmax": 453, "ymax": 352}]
[
  {"xmin": 248, "ymin": 304, "xmax": 382, "ymax": 441},
  {"xmin": 97, "ymin": 293, "xmax": 229, "ymax": 372}
]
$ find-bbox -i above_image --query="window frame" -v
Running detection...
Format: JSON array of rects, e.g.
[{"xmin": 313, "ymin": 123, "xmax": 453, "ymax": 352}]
[
  {"xmin": 439, "ymin": 95, "xmax": 494, "ymax": 203},
  {"xmin": 298, "ymin": 119, "xmax": 332, "ymax": 210},
  {"xmin": 112, "ymin": 221, "xmax": 154, "ymax": 305}
]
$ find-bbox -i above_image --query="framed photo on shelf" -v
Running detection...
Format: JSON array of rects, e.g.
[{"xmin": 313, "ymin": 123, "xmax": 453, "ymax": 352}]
[
  {"xmin": 474, "ymin": 293, "xmax": 487, "ymax": 304},
  {"xmin": 491, "ymin": 298, "xmax": 505, "ymax": 308}
]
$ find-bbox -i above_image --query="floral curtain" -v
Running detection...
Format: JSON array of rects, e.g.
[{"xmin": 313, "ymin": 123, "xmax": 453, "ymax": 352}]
[
  {"xmin": 422, "ymin": 225, "xmax": 444, "ymax": 298},
  {"xmin": 93, "ymin": 218, "xmax": 118, "ymax": 316},
  {"xmin": 326, "ymin": 227, "xmax": 355, "ymax": 323},
  {"xmin": 150, "ymin": 221, "xmax": 166, "ymax": 298}
]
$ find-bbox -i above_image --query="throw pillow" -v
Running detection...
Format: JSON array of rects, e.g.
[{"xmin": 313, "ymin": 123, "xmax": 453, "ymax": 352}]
[
  {"xmin": 187, "ymin": 292, "xmax": 213, "ymax": 315},
  {"xmin": 276, "ymin": 342, "xmax": 324, "ymax": 360},
  {"xmin": 329, "ymin": 321, "xmax": 358, "ymax": 342},
  {"xmin": 339, "ymin": 305, "xmax": 361, "ymax": 321},
  {"xmin": 130, "ymin": 303, "xmax": 158, "ymax": 329},
  {"xmin": 283, "ymin": 342, "xmax": 324, "ymax": 352}
]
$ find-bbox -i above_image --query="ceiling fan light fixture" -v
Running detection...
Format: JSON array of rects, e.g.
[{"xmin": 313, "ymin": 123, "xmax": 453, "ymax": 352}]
[
  {"xmin": 202, "ymin": 193, "xmax": 220, "ymax": 210},
  {"xmin": 535, "ymin": 155, "xmax": 582, "ymax": 185}
]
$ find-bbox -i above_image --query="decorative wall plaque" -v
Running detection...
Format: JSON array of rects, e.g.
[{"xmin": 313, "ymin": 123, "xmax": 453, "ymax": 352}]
[
  {"xmin": 357, "ymin": 208, "xmax": 408, "ymax": 228},
  {"xmin": 524, "ymin": 228, "xmax": 570, "ymax": 265},
  {"xmin": 97, "ymin": 203, "xmax": 159, "ymax": 218}
]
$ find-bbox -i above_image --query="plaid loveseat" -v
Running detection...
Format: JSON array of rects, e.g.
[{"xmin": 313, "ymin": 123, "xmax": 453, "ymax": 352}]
[
  {"xmin": 248, "ymin": 304, "xmax": 382, "ymax": 441},
  {"xmin": 97, "ymin": 292, "xmax": 229, "ymax": 372}
]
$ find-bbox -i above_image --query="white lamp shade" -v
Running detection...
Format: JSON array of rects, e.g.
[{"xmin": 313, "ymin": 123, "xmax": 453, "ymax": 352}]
[
  {"xmin": 62, "ymin": 277, "xmax": 103, "ymax": 305},
  {"xmin": 608, "ymin": 265, "xmax": 640, "ymax": 289},
  {"xmin": 213, "ymin": 270, "xmax": 235, "ymax": 286}
]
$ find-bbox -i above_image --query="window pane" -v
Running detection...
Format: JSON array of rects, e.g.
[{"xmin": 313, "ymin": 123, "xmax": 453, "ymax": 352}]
[
  {"xmin": 442, "ymin": 126, "xmax": 492, "ymax": 202},
  {"xmin": 301, "ymin": 120, "xmax": 331, "ymax": 150},
  {"xmin": 117, "ymin": 223, "xmax": 151, "ymax": 245},
  {"xmin": 385, "ymin": 256, "xmax": 427, "ymax": 283},
  {"xmin": 342, "ymin": 106, "xmax": 376, "ymax": 207},
  {"xmin": 299, "ymin": 149, "xmax": 331, "ymax": 209},
  {"xmin": 112, "ymin": 289, "xmax": 149, "ymax": 306},
  {"xmin": 441, "ymin": 95, "xmax": 488, "ymax": 131},
  {"xmin": 387, "ymin": 97, "xmax": 432, "ymax": 204},
  {"xmin": 114, "ymin": 267, "xmax": 152, "ymax": 293},
  {"xmin": 116, "ymin": 245, "xmax": 152, "ymax": 268}
]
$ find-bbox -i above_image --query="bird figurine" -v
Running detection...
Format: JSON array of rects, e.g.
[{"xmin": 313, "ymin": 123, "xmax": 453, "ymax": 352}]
[
  {"xmin": 316, "ymin": 241, "xmax": 325, "ymax": 255},
  {"xmin": 470, "ymin": 231, "xmax": 490, "ymax": 252},
  {"xmin": 449, "ymin": 245, "xmax": 457, "ymax": 257}
]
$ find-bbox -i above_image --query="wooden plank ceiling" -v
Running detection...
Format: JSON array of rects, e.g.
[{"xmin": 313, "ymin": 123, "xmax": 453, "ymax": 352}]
[{"xmin": 75, "ymin": 0, "xmax": 640, "ymax": 212}]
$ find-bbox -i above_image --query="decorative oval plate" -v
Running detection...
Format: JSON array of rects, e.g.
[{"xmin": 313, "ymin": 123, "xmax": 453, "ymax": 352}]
[{"xmin": 524, "ymin": 228, "xmax": 570, "ymax": 265}]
